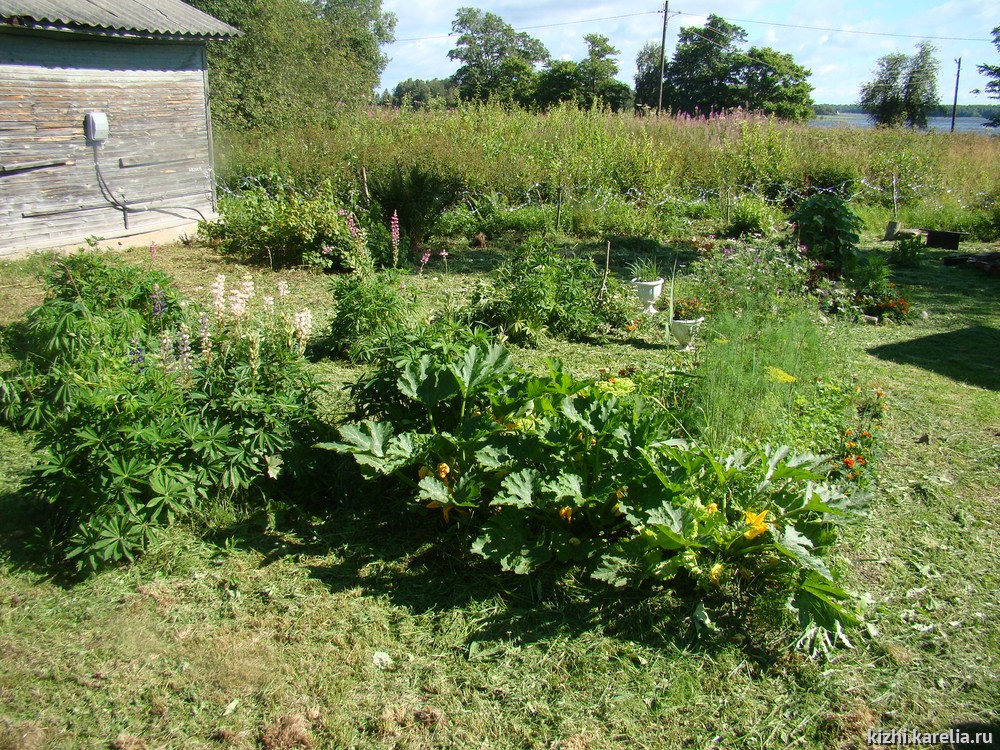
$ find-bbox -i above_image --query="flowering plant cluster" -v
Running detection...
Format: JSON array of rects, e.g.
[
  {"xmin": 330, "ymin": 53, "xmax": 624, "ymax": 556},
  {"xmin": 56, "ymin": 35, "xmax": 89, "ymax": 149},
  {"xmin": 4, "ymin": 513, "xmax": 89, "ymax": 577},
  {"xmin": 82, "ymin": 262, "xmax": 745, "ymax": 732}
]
[
  {"xmin": 325, "ymin": 334, "xmax": 866, "ymax": 638},
  {"xmin": 0, "ymin": 254, "xmax": 322, "ymax": 573}
]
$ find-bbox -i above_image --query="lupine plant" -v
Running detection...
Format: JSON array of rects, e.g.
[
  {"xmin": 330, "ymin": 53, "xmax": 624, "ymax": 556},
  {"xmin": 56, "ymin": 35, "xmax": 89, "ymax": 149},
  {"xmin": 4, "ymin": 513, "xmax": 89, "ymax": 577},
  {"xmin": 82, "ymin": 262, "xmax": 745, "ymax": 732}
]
[{"xmin": 0, "ymin": 254, "xmax": 322, "ymax": 573}]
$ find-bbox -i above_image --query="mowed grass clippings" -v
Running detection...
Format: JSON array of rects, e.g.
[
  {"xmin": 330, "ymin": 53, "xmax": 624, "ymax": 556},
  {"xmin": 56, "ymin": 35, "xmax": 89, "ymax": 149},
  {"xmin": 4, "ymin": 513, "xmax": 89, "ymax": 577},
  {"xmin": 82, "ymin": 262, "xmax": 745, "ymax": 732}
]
[{"xmin": 1, "ymin": 238, "xmax": 999, "ymax": 748}]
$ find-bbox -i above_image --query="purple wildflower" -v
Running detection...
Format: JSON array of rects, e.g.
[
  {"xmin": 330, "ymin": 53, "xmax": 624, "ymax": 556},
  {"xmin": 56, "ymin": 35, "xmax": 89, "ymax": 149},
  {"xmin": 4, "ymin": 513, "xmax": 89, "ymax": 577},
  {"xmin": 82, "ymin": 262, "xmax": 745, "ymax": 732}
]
[
  {"xmin": 151, "ymin": 284, "xmax": 167, "ymax": 316},
  {"xmin": 127, "ymin": 339, "xmax": 146, "ymax": 372}
]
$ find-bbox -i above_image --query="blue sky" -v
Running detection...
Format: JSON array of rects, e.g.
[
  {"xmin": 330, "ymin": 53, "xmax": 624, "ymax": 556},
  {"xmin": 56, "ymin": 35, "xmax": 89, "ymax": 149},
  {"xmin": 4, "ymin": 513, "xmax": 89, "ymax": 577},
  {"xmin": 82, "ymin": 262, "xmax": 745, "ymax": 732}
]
[{"xmin": 378, "ymin": 0, "xmax": 998, "ymax": 106}]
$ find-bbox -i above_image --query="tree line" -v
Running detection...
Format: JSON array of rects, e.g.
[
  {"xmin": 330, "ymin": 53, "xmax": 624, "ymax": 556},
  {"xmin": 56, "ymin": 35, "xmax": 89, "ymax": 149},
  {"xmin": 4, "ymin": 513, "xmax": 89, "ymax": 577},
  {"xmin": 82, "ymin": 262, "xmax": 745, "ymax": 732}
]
[{"xmin": 189, "ymin": 2, "xmax": 1000, "ymax": 132}]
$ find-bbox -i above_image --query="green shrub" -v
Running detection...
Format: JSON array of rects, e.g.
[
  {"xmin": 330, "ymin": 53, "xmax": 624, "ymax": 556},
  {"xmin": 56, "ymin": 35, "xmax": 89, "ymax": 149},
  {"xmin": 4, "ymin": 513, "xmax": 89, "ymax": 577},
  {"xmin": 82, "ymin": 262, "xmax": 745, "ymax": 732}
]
[
  {"xmin": 725, "ymin": 195, "xmax": 783, "ymax": 237},
  {"xmin": 467, "ymin": 243, "xmax": 631, "ymax": 344},
  {"xmin": 789, "ymin": 194, "xmax": 863, "ymax": 277},
  {"xmin": 324, "ymin": 269, "xmax": 416, "ymax": 361},
  {"xmin": 852, "ymin": 257, "xmax": 914, "ymax": 322},
  {"xmin": 200, "ymin": 181, "xmax": 369, "ymax": 271},
  {"xmin": 367, "ymin": 163, "xmax": 464, "ymax": 253},
  {"xmin": 324, "ymin": 337, "xmax": 865, "ymax": 638},
  {"xmin": 0, "ymin": 256, "xmax": 322, "ymax": 573}
]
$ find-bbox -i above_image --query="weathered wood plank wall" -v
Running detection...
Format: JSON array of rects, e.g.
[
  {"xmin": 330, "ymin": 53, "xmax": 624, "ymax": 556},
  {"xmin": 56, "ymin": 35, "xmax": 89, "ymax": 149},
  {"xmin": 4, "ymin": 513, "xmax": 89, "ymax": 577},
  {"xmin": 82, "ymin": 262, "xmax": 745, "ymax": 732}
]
[{"xmin": 0, "ymin": 32, "xmax": 216, "ymax": 256}]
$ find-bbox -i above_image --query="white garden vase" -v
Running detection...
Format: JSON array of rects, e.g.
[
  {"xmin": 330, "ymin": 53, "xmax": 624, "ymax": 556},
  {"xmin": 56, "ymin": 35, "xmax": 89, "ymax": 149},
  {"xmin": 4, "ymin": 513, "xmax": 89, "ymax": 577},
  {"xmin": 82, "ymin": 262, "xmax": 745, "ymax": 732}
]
[
  {"xmin": 632, "ymin": 278, "xmax": 664, "ymax": 314},
  {"xmin": 669, "ymin": 316, "xmax": 705, "ymax": 350}
]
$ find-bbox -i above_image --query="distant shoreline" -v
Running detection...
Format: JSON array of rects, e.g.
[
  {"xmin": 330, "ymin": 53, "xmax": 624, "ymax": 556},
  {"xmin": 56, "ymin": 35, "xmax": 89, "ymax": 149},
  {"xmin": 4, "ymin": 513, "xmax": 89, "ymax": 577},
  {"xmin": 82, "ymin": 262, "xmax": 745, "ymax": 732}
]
[{"xmin": 809, "ymin": 113, "xmax": 993, "ymax": 132}]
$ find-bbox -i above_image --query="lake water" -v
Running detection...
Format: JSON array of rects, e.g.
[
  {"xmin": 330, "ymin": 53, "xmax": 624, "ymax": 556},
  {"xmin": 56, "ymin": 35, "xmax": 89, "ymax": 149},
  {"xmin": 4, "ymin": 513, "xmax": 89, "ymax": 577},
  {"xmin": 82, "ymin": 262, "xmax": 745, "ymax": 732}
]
[{"xmin": 810, "ymin": 112, "xmax": 993, "ymax": 133}]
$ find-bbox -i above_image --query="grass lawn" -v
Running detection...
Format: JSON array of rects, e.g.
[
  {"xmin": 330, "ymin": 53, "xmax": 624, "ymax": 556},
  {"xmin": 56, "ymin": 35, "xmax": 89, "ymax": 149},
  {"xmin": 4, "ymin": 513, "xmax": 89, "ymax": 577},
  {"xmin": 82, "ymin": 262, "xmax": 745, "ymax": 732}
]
[{"xmin": 0, "ymin": 237, "xmax": 997, "ymax": 749}]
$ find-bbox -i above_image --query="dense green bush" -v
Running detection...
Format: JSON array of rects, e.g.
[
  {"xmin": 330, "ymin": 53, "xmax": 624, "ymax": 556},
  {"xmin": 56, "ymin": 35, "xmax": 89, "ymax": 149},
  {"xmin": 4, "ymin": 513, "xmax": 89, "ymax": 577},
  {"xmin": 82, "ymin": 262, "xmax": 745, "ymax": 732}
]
[
  {"xmin": 725, "ymin": 195, "xmax": 783, "ymax": 237},
  {"xmin": 467, "ymin": 243, "xmax": 634, "ymax": 344},
  {"xmin": 324, "ymin": 269, "xmax": 416, "ymax": 361},
  {"xmin": 789, "ymin": 194, "xmax": 863, "ymax": 277},
  {"xmin": 325, "ymin": 335, "xmax": 865, "ymax": 637},
  {"xmin": 0, "ymin": 255, "xmax": 322, "ymax": 573},
  {"xmin": 367, "ymin": 163, "xmax": 464, "ymax": 253},
  {"xmin": 199, "ymin": 181, "xmax": 369, "ymax": 271}
]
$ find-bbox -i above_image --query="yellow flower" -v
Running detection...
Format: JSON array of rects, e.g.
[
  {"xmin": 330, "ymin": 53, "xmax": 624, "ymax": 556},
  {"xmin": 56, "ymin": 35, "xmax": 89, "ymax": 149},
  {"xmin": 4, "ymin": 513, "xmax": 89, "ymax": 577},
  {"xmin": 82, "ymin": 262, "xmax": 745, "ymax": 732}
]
[
  {"xmin": 437, "ymin": 463, "xmax": 450, "ymax": 479},
  {"xmin": 766, "ymin": 366, "xmax": 797, "ymax": 383},
  {"xmin": 615, "ymin": 487, "xmax": 627, "ymax": 500},
  {"xmin": 705, "ymin": 502, "xmax": 719, "ymax": 515},
  {"xmin": 559, "ymin": 506, "xmax": 573, "ymax": 523},
  {"xmin": 709, "ymin": 563, "xmax": 724, "ymax": 584},
  {"xmin": 743, "ymin": 508, "xmax": 770, "ymax": 540}
]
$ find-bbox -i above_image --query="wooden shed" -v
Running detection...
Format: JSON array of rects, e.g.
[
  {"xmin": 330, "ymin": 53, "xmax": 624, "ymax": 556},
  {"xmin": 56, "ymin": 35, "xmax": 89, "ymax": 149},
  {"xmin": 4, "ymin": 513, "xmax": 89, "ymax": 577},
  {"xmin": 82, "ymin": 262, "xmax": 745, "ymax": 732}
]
[{"xmin": 0, "ymin": 0, "xmax": 239, "ymax": 257}]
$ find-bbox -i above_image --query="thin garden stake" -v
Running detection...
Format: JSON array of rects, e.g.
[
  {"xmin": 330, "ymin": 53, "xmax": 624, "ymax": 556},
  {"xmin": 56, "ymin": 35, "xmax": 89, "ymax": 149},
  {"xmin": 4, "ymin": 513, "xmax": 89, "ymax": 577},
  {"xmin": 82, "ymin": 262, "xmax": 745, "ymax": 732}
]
[{"xmin": 598, "ymin": 241, "xmax": 611, "ymax": 301}]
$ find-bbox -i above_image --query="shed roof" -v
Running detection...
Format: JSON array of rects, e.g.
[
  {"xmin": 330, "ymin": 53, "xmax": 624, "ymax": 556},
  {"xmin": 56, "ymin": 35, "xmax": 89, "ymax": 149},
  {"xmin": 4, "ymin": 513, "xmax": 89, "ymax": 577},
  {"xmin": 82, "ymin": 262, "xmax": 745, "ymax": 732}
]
[{"xmin": 0, "ymin": 0, "xmax": 240, "ymax": 40}]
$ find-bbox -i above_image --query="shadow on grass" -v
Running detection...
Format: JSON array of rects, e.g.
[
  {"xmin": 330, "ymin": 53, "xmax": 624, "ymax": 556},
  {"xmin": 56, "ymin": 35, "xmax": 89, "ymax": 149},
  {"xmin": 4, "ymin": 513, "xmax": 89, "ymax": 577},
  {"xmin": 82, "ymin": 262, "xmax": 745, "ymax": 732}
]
[
  {"xmin": 214, "ymin": 478, "xmax": 790, "ymax": 663},
  {"xmin": 867, "ymin": 325, "xmax": 1000, "ymax": 391}
]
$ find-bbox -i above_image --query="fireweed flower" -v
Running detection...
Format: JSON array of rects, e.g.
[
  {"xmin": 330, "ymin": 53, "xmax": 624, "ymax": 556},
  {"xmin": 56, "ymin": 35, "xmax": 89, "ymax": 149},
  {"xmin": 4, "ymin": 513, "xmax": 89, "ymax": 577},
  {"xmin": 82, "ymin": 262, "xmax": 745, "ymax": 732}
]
[
  {"xmin": 419, "ymin": 250, "xmax": 431, "ymax": 273},
  {"xmin": 346, "ymin": 213, "xmax": 360, "ymax": 238}
]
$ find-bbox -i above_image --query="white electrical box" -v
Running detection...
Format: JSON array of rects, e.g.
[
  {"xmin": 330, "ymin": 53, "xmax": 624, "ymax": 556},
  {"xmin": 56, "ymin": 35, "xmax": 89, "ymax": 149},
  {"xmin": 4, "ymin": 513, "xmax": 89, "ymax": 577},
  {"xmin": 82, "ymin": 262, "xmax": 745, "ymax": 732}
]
[{"xmin": 84, "ymin": 111, "xmax": 109, "ymax": 142}]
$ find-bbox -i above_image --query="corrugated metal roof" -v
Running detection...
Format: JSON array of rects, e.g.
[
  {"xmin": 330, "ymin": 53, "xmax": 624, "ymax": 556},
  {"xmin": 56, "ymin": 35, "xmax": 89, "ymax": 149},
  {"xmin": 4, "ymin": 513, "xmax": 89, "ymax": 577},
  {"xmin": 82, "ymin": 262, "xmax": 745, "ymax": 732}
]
[{"xmin": 0, "ymin": 0, "xmax": 240, "ymax": 40}]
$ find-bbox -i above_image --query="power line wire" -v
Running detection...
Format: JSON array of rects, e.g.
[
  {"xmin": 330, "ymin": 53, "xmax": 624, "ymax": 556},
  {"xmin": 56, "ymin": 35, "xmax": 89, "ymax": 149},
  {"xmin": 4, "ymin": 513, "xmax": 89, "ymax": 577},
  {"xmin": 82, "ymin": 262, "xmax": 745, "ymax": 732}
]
[
  {"xmin": 393, "ymin": 11, "xmax": 661, "ymax": 43},
  {"xmin": 673, "ymin": 11, "xmax": 993, "ymax": 44},
  {"xmin": 391, "ymin": 8, "xmax": 993, "ymax": 46}
]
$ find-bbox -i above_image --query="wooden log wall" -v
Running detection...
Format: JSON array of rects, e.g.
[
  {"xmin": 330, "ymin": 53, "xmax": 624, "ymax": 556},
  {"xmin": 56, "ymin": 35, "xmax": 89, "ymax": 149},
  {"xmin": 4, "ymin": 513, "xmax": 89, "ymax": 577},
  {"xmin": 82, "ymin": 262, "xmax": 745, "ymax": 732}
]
[{"xmin": 0, "ymin": 31, "xmax": 216, "ymax": 256}]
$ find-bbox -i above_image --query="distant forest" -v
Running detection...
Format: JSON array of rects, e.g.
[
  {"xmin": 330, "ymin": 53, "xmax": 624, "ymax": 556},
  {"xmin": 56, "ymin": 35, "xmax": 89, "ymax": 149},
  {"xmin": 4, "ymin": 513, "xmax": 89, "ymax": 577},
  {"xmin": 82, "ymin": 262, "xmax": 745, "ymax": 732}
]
[{"xmin": 813, "ymin": 103, "xmax": 1000, "ymax": 118}]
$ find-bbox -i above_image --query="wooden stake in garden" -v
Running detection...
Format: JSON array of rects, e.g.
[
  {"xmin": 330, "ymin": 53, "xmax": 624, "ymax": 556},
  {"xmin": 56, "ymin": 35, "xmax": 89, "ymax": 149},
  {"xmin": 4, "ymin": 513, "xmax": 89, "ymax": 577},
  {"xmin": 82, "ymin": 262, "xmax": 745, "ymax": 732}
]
[{"xmin": 598, "ymin": 240, "xmax": 611, "ymax": 301}]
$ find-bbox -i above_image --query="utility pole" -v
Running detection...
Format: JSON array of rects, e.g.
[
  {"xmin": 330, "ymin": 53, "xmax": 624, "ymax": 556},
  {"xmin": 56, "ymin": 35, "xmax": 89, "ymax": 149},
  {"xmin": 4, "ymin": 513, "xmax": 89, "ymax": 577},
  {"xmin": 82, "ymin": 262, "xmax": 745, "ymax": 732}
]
[
  {"xmin": 950, "ymin": 58, "xmax": 962, "ymax": 132},
  {"xmin": 657, "ymin": 0, "xmax": 669, "ymax": 115}
]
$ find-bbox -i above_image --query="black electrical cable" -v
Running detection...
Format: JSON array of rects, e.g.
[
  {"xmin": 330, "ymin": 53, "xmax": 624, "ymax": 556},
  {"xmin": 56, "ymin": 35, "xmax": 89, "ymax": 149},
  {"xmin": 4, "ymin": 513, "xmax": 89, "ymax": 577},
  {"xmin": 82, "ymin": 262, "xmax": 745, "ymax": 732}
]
[{"xmin": 92, "ymin": 142, "xmax": 209, "ymax": 224}]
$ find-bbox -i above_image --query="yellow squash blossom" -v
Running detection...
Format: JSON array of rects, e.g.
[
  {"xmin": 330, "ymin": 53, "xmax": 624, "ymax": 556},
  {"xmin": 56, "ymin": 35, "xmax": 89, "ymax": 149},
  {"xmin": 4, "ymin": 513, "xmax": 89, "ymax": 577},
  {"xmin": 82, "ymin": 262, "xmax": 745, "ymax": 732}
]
[
  {"xmin": 559, "ymin": 506, "xmax": 573, "ymax": 523},
  {"xmin": 743, "ymin": 508, "xmax": 769, "ymax": 540},
  {"xmin": 709, "ymin": 563, "xmax": 724, "ymax": 584},
  {"xmin": 705, "ymin": 502, "xmax": 719, "ymax": 515}
]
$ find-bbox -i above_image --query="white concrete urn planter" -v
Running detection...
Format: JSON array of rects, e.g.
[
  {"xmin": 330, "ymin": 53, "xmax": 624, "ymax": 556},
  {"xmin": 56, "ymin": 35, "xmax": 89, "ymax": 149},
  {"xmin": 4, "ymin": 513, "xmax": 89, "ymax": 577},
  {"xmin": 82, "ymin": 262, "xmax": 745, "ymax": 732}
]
[
  {"xmin": 632, "ymin": 278, "xmax": 664, "ymax": 314},
  {"xmin": 668, "ymin": 316, "xmax": 706, "ymax": 350}
]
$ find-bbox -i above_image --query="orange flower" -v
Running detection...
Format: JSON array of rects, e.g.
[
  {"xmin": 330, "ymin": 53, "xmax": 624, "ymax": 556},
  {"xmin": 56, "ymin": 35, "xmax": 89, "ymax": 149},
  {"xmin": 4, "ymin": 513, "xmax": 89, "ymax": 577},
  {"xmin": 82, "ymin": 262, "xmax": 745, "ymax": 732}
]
[
  {"xmin": 843, "ymin": 456, "xmax": 856, "ymax": 469},
  {"xmin": 437, "ymin": 463, "xmax": 450, "ymax": 479},
  {"xmin": 559, "ymin": 506, "xmax": 573, "ymax": 523}
]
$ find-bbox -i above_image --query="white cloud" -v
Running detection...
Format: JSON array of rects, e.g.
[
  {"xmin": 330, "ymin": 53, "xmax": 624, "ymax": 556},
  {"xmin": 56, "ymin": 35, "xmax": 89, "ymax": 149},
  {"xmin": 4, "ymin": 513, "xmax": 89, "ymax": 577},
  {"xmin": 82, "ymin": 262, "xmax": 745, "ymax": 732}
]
[{"xmin": 379, "ymin": 0, "xmax": 998, "ymax": 104}]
